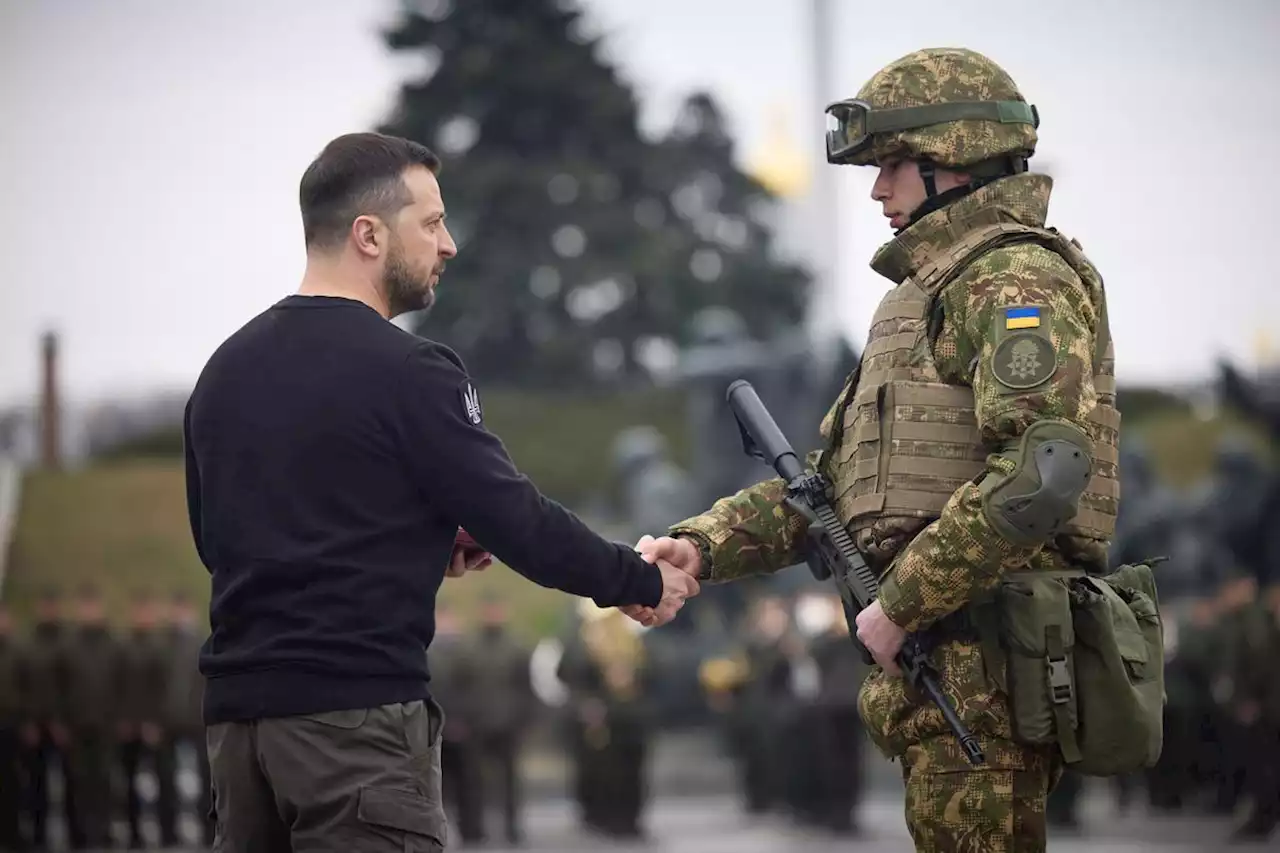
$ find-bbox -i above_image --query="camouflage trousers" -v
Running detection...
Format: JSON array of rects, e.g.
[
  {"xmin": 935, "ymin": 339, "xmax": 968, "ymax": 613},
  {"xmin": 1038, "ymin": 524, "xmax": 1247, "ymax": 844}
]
[{"xmin": 900, "ymin": 736, "xmax": 1060, "ymax": 853}]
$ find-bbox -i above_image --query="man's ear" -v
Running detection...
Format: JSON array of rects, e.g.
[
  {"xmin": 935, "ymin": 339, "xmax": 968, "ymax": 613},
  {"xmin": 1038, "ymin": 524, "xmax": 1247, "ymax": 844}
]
[
  {"xmin": 937, "ymin": 168, "xmax": 973, "ymax": 192},
  {"xmin": 351, "ymin": 215, "xmax": 382, "ymax": 258}
]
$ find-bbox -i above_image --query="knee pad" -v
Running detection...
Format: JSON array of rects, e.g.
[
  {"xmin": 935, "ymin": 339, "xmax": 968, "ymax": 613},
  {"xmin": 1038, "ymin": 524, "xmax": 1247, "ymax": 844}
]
[{"xmin": 981, "ymin": 420, "xmax": 1094, "ymax": 548}]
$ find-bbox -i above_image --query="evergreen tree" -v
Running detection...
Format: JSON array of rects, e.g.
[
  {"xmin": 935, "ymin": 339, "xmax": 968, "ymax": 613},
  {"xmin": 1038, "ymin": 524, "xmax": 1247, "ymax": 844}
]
[{"xmin": 377, "ymin": 0, "xmax": 809, "ymax": 386}]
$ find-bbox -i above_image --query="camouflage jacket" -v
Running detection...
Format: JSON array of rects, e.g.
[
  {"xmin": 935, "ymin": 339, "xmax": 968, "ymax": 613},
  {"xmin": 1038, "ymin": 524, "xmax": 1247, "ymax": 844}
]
[{"xmin": 670, "ymin": 173, "xmax": 1113, "ymax": 763}]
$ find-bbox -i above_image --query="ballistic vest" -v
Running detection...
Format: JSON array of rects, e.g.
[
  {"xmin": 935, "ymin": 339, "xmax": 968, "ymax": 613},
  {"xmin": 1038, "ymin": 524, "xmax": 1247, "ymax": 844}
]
[{"xmin": 820, "ymin": 220, "xmax": 1121, "ymax": 572}]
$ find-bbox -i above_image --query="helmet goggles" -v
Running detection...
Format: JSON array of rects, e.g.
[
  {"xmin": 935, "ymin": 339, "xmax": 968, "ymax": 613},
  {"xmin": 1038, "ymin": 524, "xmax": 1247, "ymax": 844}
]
[{"xmin": 824, "ymin": 98, "xmax": 1039, "ymax": 164}]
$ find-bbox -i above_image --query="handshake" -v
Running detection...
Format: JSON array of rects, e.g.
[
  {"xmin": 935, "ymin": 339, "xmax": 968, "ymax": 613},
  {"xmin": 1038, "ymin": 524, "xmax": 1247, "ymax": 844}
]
[
  {"xmin": 620, "ymin": 534, "xmax": 703, "ymax": 629},
  {"xmin": 446, "ymin": 528, "xmax": 703, "ymax": 629}
]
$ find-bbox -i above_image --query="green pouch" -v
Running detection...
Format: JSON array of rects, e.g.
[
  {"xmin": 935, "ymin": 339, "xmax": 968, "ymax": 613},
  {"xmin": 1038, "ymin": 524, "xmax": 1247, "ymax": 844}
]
[
  {"xmin": 994, "ymin": 574, "xmax": 1079, "ymax": 748},
  {"xmin": 1066, "ymin": 562, "xmax": 1165, "ymax": 775}
]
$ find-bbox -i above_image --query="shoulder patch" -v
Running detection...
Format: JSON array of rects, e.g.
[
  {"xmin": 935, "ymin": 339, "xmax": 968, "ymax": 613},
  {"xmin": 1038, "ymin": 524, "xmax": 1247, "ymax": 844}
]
[
  {"xmin": 458, "ymin": 380, "xmax": 483, "ymax": 425},
  {"xmin": 992, "ymin": 332, "xmax": 1056, "ymax": 390}
]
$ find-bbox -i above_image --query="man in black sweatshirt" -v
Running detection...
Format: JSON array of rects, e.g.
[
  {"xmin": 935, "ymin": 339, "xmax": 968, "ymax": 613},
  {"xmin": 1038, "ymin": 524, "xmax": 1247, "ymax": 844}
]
[{"xmin": 184, "ymin": 131, "xmax": 699, "ymax": 853}]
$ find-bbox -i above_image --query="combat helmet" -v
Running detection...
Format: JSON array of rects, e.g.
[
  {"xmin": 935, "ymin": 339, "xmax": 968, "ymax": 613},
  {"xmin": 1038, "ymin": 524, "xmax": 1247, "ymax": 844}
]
[{"xmin": 826, "ymin": 48, "xmax": 1039, "ymax": 198}]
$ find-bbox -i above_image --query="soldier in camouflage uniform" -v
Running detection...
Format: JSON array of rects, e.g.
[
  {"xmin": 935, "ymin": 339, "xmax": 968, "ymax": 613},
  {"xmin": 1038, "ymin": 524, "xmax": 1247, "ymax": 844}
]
[
  {"xmin": 21, "ymin": 587, "xmax": 73, "ymax": 851},
  {"xmin": 118, "ymin": 590, "xmax": 171, "ymax": 848},
  {"xmin": 164, "ymin": 591, "xmax": 213, "ymax": 848},
  {"xmin": 556, "ymin": 601, "xmax": 652, "ymax": 840},
  {"xmin": 464, "ymin": 596, "xmax": 535, "ymax": 846},
  {"xmin": 64, "ymin": 584, "xmax": 125, "ymax": 849},
  {"xmin": 633, "ymin": 47, "xmax": 1120, "ymax": 852}
]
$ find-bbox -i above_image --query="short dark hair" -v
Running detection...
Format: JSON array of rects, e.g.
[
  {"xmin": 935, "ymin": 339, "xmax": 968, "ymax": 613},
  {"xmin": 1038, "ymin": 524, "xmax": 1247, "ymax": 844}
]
[{"xmin": 299, "ymin": 132, "xmax": 441, "ymax": 250}]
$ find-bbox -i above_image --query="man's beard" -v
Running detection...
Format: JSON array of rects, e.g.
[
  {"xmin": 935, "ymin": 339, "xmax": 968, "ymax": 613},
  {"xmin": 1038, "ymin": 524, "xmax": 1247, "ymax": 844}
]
[{"xmin": 383, "ymin": 240, "xmax": 438, "ymax": 318}]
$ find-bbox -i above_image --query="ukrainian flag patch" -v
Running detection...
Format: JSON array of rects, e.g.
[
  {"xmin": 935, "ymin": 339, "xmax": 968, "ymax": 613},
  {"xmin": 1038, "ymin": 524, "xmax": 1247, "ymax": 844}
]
[{"xmin": 1004, "ymin": 306, "xmax": 1041, "ymax": 330}]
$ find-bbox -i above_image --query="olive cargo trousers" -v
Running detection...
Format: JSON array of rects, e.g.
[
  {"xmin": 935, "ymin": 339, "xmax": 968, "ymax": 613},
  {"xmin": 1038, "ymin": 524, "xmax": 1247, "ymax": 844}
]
[
  {"xmin": 901, "ymin": 736, "xmax": 1060, "ymax": 853},
  {"xmin": 207, "ymin": 699, "xmax": 449, "ymax": 852}
]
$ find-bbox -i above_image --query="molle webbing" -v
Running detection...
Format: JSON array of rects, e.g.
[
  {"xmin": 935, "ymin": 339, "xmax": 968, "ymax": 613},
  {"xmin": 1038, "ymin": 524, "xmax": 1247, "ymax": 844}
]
[{"xmin": 838, "ymin": 381, "xmax": 1119, "ymax": 539}]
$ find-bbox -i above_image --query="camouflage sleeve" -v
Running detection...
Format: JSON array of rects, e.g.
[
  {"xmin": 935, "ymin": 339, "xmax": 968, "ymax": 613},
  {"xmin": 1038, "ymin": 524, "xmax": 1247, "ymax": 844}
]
[
  {"xmin": 667, "ymin": 450, "xmax": 824, "ymax": 583},
  {"xmin": 876, "ymin": 245, "xmax": 1101, "ymax": 631}
]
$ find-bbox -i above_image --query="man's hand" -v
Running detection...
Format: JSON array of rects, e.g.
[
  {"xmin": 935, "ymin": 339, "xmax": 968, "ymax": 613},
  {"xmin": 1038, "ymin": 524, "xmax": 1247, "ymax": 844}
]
[
  {"xmin": 620, "ymin": 535, "xmax": 702, "ymax": 627},
  {"xmin": 445, "ymin": 527, "xmax": 493, "ymax": 578},
  {"xmin": 855, "ymin": 598, "xmax": 907, "ymax": 677},
  {"xmin": 633, "ymin": 534, "xmax": 702, "ymax": 576}
]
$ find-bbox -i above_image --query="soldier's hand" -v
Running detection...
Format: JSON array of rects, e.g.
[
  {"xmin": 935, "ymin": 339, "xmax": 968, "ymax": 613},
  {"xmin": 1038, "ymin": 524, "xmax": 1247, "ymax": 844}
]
[
  {"xmin": 623, "ymin": 536, "xmax": 702, "ymax": 627},
  {"xmin": 20, "ymin": 724, "xmax": 39, "ymax": 748},
  {"xmin": 141, "ymin": 722, "xmax": 163, "ymax": 746},
  {"xmin": 855, "ymin": 599, "xmax": 906, "ymax": 677}
]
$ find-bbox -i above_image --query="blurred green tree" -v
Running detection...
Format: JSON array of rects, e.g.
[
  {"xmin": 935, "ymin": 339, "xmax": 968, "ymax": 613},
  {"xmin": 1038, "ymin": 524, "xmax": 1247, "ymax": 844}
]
[{"xmin": 376, "ymin": 0, "xmax": 810, "ymax": 387}]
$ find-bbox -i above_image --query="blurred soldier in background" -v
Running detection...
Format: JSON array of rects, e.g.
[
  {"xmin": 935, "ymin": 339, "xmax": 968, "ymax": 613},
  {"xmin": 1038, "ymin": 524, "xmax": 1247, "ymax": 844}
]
[
  {"xmin": 557, "ymin": 601, "xmax": 651, "ymax": 840},
  {"xmin": 430, "ymin": 603, "xmax": 483, "ymax": 846},
  {"xmin": 1211, "ymin": 566, "xmax": 1259, "ymax": 816},
  {"xmin": 1223, "ymin": 572, "xmax": 1279, "ymax": 842},
  {"xmin": 780, "ymin": 592, "xmax": 825, "ymax": 828},
  {"xmin": 163, "ymin": 591, "xmax": 211, "ymax": 849},
  {"xmin": 726, "ymin": 594, "xmax": 792, "ymax": 816},
  {"xmin": 805, "ymin": 592, "xmax": 868, "ymax": 835},
  {"xmin": 1201, "ymin": 436, "xmax": 1275, "ymax": 825},
  {"xmin": 64, "ymin": 583, "xmax": 122, "ymax": 849},
  {"xmin": 1168, "ymin": 590, "xmax": 1229, "ymax": 810},
  {"xmin": 22, "ymin": 587, "xmax": 71, "ymax": 851},
  {"xmin": 0, "ymin": 605, "xmax": 23, "ymax": 851},
  {"xmin": 466, "ymin": 596, "xmax": 534, "ymax": 847},
  {"xmin": 118, "ymin": 590, "xmax": 168, "ymax": 849}
]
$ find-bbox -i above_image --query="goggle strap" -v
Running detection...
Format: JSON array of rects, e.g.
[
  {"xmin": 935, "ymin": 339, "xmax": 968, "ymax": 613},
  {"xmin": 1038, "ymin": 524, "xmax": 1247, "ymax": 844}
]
[{"xmin": 863, "ymin": 100, "xmax": 1038, "ymax": 134}]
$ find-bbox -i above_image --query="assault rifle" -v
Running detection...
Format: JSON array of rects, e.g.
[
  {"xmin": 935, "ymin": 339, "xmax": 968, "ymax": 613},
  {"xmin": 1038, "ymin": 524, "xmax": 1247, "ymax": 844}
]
[{"xmin": 726, "ymin": 379, "xmax": 986, "ymax": 766}]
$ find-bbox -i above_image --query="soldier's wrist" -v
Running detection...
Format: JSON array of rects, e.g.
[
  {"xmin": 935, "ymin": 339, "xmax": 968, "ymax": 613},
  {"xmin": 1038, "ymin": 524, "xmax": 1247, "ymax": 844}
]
[{"xmin": 676, "ymin": 533, "xmax": 715, "ymax": 582}]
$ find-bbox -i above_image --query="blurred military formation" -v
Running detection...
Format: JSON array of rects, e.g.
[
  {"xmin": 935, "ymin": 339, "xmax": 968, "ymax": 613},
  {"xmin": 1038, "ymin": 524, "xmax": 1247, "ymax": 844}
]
[
  {"xmin": 0, "ymin": 585, "xmax": 211, "ymax": 851},
  {"xmin": 696, "ymin": 589, "xmax": 869, "ymax": 835}
]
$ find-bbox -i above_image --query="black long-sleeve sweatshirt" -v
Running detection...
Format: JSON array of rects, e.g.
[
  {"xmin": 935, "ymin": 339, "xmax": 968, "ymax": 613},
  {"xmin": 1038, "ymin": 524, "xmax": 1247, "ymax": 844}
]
[{"xmin": 184, "ymin": 295, "xmax": 662, "ymax": 724}]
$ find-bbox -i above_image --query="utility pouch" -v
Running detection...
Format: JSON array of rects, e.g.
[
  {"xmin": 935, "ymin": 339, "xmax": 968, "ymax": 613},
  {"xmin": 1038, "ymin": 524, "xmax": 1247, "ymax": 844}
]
[
  {"xmin": 1065, "ymin": 562, "xmax": 1165, "ymax": 775},
  {"xmin": 992, "ymin": 573, "xmax": 1080, "ymax": 748}
]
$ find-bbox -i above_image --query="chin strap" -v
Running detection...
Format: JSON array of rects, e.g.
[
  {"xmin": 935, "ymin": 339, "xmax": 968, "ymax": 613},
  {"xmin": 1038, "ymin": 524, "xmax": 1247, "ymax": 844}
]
[{"xmin": 898, "ymin": 155, "xmax": 1029, "ymax": 233}]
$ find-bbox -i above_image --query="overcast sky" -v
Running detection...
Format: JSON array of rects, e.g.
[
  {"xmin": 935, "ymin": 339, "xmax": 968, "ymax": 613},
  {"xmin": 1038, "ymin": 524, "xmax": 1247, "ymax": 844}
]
[{"xmin": 2, "ymin": 0, "xmax": 1277, "ymax": 408}]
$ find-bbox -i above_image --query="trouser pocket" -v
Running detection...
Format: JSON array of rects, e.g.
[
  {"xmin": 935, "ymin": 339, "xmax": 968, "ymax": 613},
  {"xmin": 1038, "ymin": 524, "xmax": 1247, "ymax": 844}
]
[{"xmin": 355, "ymin": 785, "xmax": 447, "ymax": 853}]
